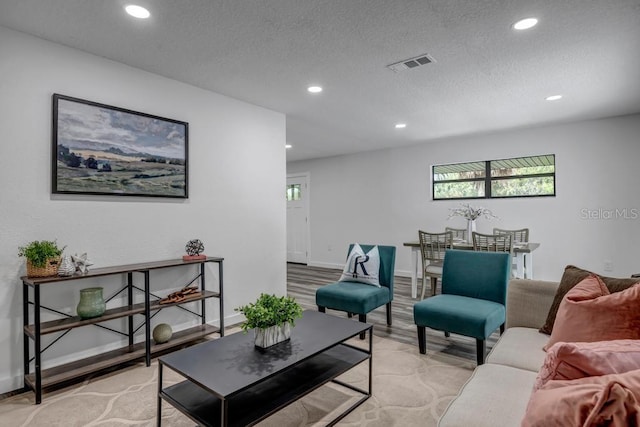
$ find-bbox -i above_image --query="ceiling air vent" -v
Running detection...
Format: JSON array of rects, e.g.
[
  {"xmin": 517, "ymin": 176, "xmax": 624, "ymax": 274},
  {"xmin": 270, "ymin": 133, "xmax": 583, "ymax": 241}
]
[{"xmin": 387, "ymin": 54, "xmax": 435, "ymax": 73}]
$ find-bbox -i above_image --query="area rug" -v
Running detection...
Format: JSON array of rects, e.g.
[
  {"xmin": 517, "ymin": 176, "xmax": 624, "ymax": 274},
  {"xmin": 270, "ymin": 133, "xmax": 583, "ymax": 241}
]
[{"xmin": 0, "ymin": 334, "xmax": 474, "ymax": 426}]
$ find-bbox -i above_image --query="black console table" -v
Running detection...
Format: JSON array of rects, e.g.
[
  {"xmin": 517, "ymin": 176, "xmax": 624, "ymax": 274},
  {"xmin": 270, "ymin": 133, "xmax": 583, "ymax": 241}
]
[{"xmin": 22, "ymin": 257, "xmax": 224, "ymax": 404}]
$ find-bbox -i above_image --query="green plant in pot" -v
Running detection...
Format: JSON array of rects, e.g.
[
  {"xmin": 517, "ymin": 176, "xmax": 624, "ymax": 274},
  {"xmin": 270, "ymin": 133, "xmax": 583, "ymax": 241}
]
[
  {"xmin": 235, "ymin": 293, "xmax": 303, "ymax": 349},
  {"xmin": 18, "ymin": 240, "xmax": 65, "ymax": 278}
]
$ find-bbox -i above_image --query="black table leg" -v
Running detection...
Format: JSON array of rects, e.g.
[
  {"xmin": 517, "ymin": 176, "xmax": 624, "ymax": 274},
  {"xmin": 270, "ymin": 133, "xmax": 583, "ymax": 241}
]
[{"xmin": 157, "ymin": 362, "xmax": 163, "ymax": 426}]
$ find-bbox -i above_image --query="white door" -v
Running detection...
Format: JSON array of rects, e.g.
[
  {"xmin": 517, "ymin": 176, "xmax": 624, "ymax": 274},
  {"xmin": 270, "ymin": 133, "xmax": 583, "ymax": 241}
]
[{"xmin": 286, "ymin": 174, "xmax": 309, "ymax": 264}]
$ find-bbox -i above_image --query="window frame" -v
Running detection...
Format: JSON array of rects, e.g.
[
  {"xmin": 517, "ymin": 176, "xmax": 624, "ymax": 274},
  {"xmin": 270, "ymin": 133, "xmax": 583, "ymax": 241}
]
[{"xmin": 432, "ymin": 154, "xmax": 556, "ymax": 201}]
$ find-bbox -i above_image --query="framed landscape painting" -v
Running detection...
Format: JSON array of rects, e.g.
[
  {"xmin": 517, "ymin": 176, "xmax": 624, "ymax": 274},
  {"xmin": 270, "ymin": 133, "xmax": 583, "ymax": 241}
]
[{"xmin": 52, "ymin": 94, "xmax": 188, "ymax": 198}]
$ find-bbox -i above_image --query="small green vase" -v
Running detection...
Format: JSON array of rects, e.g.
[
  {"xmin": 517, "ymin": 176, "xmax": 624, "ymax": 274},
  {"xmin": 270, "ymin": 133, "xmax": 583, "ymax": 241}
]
[{"xmin": 76, "ymin": 287, "xmax": 106, "ymax": 319}]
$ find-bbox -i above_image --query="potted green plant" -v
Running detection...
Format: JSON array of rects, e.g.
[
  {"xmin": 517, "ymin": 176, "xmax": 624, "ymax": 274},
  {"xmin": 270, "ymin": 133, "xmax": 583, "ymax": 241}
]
[
  {"xmin": 235, "ymin": 293, "xmax": 303, "ymax": 348},
  {"xmin": 18, "ymin": 240, "xmax": 65, "ymax": 278}
]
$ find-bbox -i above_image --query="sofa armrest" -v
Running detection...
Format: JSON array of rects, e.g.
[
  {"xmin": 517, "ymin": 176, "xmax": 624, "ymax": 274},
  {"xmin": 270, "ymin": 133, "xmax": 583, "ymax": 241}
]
[{"xmin": 506, "ymin": 279, "xmax": 559, "ymax": 330}]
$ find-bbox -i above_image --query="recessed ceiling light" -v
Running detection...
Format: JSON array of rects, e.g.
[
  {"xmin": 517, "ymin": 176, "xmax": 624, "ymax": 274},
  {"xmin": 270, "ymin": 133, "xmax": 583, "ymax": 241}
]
[
  {"xmin": 307, "ymin": 86, "xmax": 323, "ymax": 93},
  {"xmin": 285, "ymin": 144, "xmax": 292, "ymax": 149},
  {"xmin": 513, "ymin": 18, "xmax": 538, "ymax": 30},
  {"xmin": 395, "ymin": 123, "xmax": 407, "ymax": 129},
  {"xmin": 545, "ymin": 95, "xmax": 563, "ymax": 101},
  {"xmin": 125, "ymin": 5, "xmax": 151, "ymax": 19}
]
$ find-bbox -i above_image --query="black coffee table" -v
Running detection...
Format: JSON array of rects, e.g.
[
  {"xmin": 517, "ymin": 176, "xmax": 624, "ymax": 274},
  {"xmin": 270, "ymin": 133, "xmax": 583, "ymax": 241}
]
[{"xmin": 157, "ymin": 310, "xmax": 372, "ymax": 426}]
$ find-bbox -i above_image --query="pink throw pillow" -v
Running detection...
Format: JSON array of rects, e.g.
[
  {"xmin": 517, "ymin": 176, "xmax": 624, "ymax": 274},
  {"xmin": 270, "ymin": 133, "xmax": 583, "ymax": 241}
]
[
  {"xmin": 522, "ymin": 369, "xmax": 640, "ymax": 427},
  {"xmin": 543, "ymin": 275, "xmax": 640, "ymax": 351},
  {"xmin": 535, "ymin": 340, "xmax": 640, "ymax": 391}
]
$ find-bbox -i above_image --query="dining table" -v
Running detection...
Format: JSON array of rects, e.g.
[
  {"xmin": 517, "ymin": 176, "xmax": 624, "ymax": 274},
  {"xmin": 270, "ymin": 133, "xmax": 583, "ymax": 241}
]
[{"xmin": 402, "ymin": 240, "xmax": 540, "ymax": 299}]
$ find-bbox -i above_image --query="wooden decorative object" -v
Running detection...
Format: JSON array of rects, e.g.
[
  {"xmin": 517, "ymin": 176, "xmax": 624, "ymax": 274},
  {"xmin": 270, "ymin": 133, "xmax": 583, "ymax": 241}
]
[
  {"xmin": 182, "ymin": 254, "xmax": 207, "ymax": 261},
  {"xmin": 159, "ymin": 286, "xmax": 202, "ymax": 304}
]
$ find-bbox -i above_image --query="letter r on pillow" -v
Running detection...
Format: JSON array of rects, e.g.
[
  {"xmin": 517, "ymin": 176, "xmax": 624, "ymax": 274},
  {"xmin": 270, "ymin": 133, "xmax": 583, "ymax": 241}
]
[{"xmin": 352, "ymin": 255, "xmax": 370, "ymax": 278}]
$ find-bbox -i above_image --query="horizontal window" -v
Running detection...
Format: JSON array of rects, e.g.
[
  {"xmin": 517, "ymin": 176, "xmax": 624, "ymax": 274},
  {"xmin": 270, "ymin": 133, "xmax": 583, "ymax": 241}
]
[
  {"xmin": 433, "ymin": 181, "xmax": 485, "ymax": 199},
  {"xmin": 433, "ymin": 154, "xmax": 555, "ymax": 200}
]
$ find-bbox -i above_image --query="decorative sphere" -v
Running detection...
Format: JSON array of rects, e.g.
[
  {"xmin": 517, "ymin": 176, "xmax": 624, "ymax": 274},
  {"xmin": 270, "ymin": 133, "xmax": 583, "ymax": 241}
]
[
  {"xmin": 152, "ymin": 323, "xmax": 173, "ymax": 344},
  {"xmin": 185, "ymin": 239, "xmax": 204, "ymax": 256}
]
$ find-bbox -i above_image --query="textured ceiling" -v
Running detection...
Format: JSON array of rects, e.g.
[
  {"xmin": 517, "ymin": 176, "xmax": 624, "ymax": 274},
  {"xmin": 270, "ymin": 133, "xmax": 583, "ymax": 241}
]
[{"xmin": 1, "ymin": 0, "xmax": 639, "ymax": 162}]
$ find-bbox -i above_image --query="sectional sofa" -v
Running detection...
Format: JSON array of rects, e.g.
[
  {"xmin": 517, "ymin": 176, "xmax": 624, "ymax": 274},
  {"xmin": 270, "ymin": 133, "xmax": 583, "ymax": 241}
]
[
  {"xmin": 438, "ymin": 278, "xmax": 558, "ymax": 426},
  {"xmin": 439, "ymin": 269, "xmax": 640, "ymax": 426}
]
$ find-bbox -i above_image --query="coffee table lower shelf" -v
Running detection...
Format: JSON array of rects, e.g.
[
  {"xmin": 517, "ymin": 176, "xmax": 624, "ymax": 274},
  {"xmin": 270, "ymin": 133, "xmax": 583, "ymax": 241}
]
[{"xmin": 160, "ymin": 343, "xmax": 370, "ymax": 427}]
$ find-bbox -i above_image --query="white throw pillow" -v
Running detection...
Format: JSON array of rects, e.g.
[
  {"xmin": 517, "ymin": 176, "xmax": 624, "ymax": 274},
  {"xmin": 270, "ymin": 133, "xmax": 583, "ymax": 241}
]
[{"xmin": 338, "ymin": 244, "xmax": 381, "ymax": 287}]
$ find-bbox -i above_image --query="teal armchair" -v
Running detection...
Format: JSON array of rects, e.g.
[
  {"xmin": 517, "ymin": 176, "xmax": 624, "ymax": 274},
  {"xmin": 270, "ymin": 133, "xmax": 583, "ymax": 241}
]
[
  {"xmin": 413, "ymin": 249, "xmax": 511, "ymax": 365},
  {"xmin": 316, "ymin": 244, "xmax": 396, "ymax": 338}
]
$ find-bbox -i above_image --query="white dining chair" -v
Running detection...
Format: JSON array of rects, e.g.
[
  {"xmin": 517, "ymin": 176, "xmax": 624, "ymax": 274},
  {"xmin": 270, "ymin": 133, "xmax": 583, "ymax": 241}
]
[
  {"xmin": 418, "ymin": 230, "xmax": 453, "ymax": 299},
  {"xmin": 493, "ymin": 228, "xmax": 529, "ymax": 276}
]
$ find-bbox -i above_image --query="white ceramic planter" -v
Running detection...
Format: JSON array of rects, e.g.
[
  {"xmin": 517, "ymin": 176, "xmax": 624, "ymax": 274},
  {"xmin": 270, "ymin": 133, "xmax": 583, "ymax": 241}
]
[{"xmin": 254, "ymin": 322, "xmax": 291, "ymax": 349}]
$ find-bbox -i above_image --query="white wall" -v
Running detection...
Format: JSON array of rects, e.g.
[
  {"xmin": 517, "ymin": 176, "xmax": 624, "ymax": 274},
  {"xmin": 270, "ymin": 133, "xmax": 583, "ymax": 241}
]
[
  {"xmin": 288, "ymin": 115, "xmax": 640, "ymax": 281},
  {"xmin": 0, "ymin": 26, "xmax": 286, "ymax": 393}
]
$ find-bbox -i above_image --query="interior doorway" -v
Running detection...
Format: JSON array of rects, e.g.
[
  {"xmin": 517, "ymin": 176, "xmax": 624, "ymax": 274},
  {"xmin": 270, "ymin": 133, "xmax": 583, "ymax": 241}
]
[{"xmin": 286, "ymin": 173, "xmax": 309, "ymax": 264}]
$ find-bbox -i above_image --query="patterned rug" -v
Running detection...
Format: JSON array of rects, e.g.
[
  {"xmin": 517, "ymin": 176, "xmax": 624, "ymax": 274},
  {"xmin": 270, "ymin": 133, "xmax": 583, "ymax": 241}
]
[{"xmin": 0, "ymin": 334, "xmax": 474, "ymax": 426}]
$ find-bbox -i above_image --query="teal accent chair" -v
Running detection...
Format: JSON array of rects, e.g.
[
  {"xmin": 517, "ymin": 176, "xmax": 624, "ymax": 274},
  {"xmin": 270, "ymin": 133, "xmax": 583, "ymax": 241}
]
[
  {"xmin": 413, "ymin": 249, "xmax": 511, "ymax": 365},
  {"xmin": 316, "ymin": 244, "xmax": 396, "ymax": 339}
]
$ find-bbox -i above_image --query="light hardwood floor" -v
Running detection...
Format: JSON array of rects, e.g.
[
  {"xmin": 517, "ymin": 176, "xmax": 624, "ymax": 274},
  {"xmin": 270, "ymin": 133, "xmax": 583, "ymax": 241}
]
[{"xmin": 287, "ymin": 263, "xmax": 499, "ymax": 363}]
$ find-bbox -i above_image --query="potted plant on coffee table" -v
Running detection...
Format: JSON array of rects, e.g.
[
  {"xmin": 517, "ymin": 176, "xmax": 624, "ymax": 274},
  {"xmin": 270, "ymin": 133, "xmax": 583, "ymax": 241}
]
[
  {"xmin": 18, "ymin": 240, "xmax": 65, "ymax": 278},
  {"xmin": 235, "ymin": 293, "xmax": 303, "ymax": 349}
]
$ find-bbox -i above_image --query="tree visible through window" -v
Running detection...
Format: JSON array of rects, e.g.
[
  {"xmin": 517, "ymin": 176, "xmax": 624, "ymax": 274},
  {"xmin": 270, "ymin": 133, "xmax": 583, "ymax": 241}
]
[
  {"xmin": 433, "ymin": 154, "xmax": 555, "ymax": 200},
  {"xmin": 286, "ymin": 184, "xmax": 301, "ymax": 201}
]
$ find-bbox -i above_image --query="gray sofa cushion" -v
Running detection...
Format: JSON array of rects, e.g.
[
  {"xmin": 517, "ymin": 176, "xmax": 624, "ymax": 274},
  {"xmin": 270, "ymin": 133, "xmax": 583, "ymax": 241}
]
[
  {"xmin": 506, "ymin": 279, "xmax": 558, "ymax": 330},
  {"xmin": 486, "ymin": 327, "xmax": 549, "ymax": 372},
  {"xmin": 438, "ymin": 363, "xmax": 537, "ymax": 427}
]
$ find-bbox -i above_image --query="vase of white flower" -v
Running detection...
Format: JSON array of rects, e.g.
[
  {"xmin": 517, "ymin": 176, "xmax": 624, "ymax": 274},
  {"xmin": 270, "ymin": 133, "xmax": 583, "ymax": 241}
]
[
  {"xmin": 448, "ymin": 203, "xmax": 497, "ymax": 239},
  {"xmin": 467, "ymin": 219, "xmax": 476, "ymax": 240}
]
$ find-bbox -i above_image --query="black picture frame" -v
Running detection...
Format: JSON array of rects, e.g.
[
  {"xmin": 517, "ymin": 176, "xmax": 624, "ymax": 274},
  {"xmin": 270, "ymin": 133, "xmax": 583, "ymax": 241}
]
[{"xmin": 52, "ymin": 94, "xmax": 188, "ymax": 198}]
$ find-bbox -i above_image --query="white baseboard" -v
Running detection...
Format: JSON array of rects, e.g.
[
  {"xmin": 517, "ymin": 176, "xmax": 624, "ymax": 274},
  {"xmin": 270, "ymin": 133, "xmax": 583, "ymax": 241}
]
[
  {"xmin": 0, "ymin": 373, "xmax": 23, "ymax": 395},
  {"xmin": 223, "ymin": 312, "xmax": 244, "ymax": 328},
  {"xmin": 394, "ymin": 269, "xmax": 413, "ymax": 278},
  {"xmin": 307, "ymin": 261, "xmax": 343, "ymax": 270}
]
